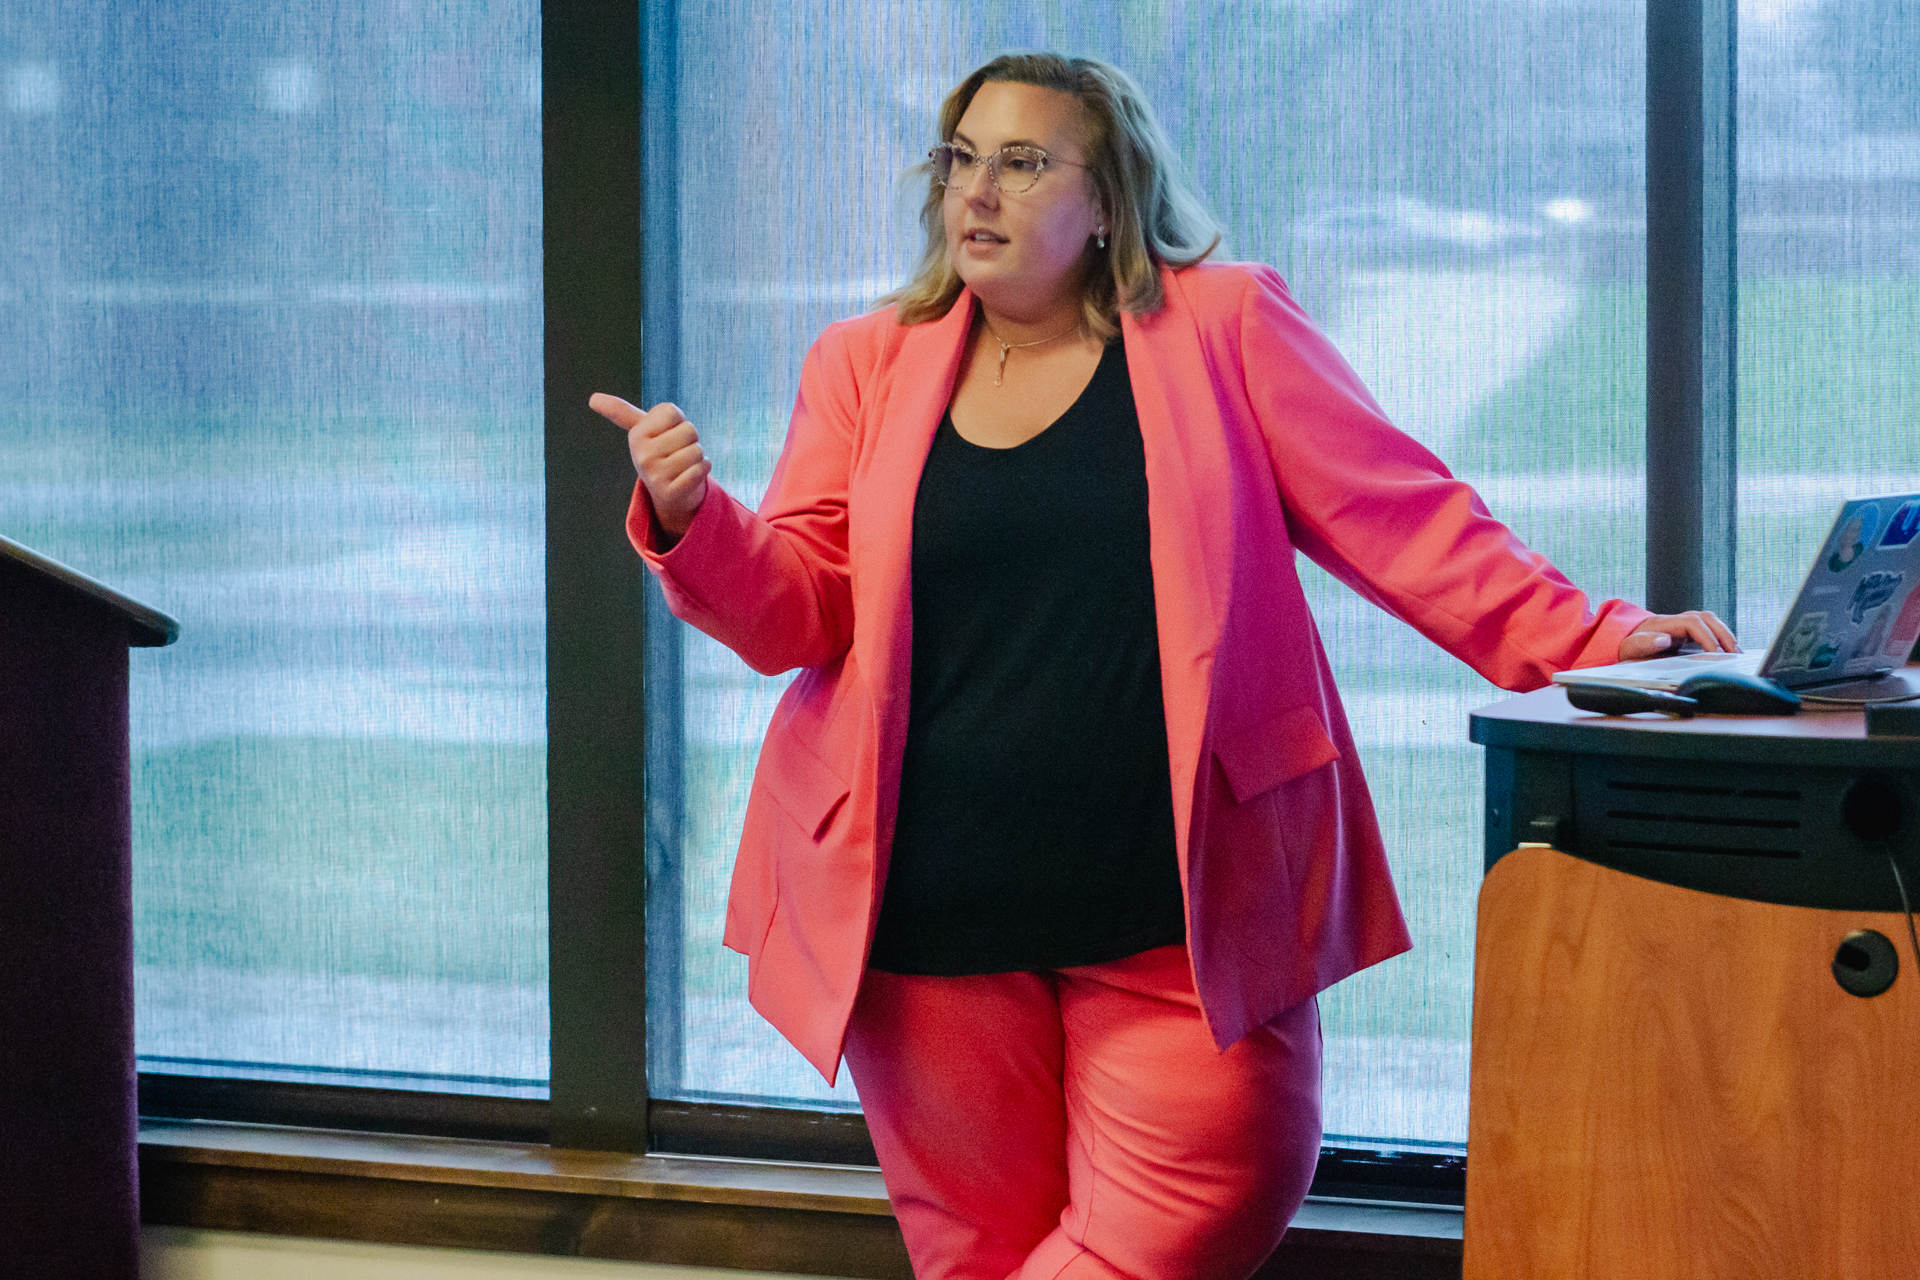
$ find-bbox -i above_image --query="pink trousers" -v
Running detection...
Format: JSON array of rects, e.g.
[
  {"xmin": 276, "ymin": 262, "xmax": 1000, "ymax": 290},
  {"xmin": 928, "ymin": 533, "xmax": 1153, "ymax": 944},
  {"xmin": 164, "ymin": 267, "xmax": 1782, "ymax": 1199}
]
[{"xmin": 841, "ymin": 945, "xmax": 1322, "ymax": 1280}]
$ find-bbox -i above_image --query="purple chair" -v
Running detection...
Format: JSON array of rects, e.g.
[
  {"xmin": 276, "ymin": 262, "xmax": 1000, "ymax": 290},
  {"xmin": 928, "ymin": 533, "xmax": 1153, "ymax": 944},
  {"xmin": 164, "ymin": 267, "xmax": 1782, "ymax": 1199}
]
[{"xmin": 1, "ymin": 535, "xmax": 177, "ymax": 1279}]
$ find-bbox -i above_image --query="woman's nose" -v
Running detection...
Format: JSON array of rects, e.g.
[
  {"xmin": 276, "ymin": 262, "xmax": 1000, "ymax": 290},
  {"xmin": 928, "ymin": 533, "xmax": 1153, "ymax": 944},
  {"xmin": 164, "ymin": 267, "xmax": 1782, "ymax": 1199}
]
[{"xmin": 959, "ymin": 161, "xmax": 997, "ymax": 204}]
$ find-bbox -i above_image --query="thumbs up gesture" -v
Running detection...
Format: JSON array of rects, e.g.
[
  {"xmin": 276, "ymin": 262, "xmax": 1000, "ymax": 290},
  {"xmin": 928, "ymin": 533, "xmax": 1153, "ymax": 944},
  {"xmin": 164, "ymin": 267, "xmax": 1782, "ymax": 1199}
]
[{"xmin": 590, "ymin": 393, "xmax": 711, "ymax": 540}]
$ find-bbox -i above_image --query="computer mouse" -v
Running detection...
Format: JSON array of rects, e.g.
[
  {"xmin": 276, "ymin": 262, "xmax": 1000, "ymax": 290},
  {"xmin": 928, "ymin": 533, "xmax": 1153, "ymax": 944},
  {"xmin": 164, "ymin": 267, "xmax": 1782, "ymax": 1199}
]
[
  {"xmin": 1675, "ymin": 668, "xmax": 1801, "ymax": 716},
  {"xmin": 1562, "ymin": 682, "xmax": 1704, "ymax": 717}
]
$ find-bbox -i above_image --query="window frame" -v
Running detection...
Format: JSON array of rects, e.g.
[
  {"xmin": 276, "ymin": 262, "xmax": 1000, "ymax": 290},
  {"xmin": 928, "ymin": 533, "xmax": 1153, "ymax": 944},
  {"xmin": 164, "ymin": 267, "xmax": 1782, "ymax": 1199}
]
[{"xmin": 135, "ymin": 0, "xmax": 1755, "ymax": 1209}]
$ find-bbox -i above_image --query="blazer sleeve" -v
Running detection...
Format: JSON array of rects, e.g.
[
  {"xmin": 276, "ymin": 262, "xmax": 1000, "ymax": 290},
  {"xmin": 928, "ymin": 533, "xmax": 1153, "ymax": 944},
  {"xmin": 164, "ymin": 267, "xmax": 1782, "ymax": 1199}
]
[
  {"xmin": 1231, "ymin": 263, "xmax": 1649, "ymax": 690},
  {"xmin": 626, "ymin": 319, "xmax": 863, "ymax": 676}
]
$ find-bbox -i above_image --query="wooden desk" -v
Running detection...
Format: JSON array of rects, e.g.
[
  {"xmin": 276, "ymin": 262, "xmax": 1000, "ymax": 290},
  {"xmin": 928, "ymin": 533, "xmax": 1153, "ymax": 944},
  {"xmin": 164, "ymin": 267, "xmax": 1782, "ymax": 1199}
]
[{"xmin": 1464, "ymin": 685, "xmax": 1920, "ymax": 1279}]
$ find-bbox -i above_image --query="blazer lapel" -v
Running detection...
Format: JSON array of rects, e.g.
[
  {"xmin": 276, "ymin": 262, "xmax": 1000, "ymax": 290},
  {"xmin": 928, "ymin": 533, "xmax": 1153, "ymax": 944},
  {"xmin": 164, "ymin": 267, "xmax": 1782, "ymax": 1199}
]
[
  {"xmin": 849, "ymin": 290, "xmax": 974, "ymax": 878},
  {"xmin": 1122, "ymin": 272, "xmax": 1232, "ymax": 866}
]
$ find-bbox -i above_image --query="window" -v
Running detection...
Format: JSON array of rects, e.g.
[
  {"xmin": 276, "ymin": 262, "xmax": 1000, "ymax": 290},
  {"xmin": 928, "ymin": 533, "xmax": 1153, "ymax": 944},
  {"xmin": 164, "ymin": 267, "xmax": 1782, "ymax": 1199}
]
[
  {"xmin": 0, "ymin": 0, "xmax": 548, "ymax": 1100},
  {"xmin": 1736, "ymin": 1, "xmax": 1920, "ymax": 636},
  {"xmin": 7, "ymin": 0, "xmax": 1904, "ymax": 1205}
]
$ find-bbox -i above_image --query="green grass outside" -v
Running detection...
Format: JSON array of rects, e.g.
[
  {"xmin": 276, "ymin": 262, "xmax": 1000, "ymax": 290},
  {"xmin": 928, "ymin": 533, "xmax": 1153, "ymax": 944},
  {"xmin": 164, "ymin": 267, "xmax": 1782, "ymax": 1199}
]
[
  {"xmin": 1319, "ymin": 744, "xmax": 1485, "ymax": 1043},
  {"xmin": 1450, "ymin": 274, "xmax": 1920, "ymax": 478},
  {"xmin": 133, "ymin": 737, "xmax": 547, "ymax": 986},
  {"xmin": 1738, "ymin": 276, "xmax": 1920, "ymax": 473},
  {"xmin": 1452, "ymin": 279, "xmax": 1645, "ymax": 478},
  {"xmin": 678, "ymin": 739, "xmax": 763, "ymax": 1006}
]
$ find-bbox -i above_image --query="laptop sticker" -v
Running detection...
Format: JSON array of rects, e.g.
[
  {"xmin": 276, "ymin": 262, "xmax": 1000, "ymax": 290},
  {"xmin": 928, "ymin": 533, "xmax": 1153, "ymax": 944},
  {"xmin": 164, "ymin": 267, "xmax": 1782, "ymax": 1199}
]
[
  {"xmin": 1850, "ymin": 570, "xmax": 1904, "ymax": 623},
  {"xmin": 1880, "ymin": 500, "xmax": 1920, "ymax": 550},
  {"xmin": 1889, "ymin": 582, "xmax": 1920, "ymax": 657},
  {"xmin": 1774, "ymin": 613, "xmax": 1826, "ymax": 671},
  {"xmin": 1828, "ymin": 504, "xmax": 1882, "ymax": 572},
  {"xmin": 1851, "ymin": 605, "xmax": 1895, "ymax": 661}
]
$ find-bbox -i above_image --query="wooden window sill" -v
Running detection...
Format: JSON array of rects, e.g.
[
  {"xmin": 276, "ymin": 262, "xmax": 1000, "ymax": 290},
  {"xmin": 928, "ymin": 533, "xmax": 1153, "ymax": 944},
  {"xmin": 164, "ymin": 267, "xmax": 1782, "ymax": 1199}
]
[{"xmin": 139, "ymin": 1119, "xmax": 1462, "ymax": 1279}]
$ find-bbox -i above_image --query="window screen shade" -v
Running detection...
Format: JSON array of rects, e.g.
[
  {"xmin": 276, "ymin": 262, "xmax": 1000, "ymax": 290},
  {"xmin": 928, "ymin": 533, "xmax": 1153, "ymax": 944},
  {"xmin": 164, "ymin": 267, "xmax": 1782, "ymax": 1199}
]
[
  {"xmin": 646, "ymin": 1, "xmax": 1647, "ymax": 1146},
  {"xmin": 1736, "ymin": 2, "xmax": 1920, "ymax": 643},
  {"xmin": 23, "ymin": 0, "xmax": 1865, "ymax": 1151},
  {"xmin": 0, "ymin": 0, "xmax": 548, "ymax": 1094}
]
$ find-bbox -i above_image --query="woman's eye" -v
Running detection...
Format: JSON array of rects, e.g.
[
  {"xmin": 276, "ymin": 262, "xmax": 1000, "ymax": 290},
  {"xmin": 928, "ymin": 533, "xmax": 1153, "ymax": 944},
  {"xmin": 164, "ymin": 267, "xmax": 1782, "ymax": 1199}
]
[
  {"xmin": 1003, "ymin": 153, "xmax": 1042, "ymax": 174},
  {"xmin": 947, "ymin": 149, "xmax": 979, "ymax": 170}
]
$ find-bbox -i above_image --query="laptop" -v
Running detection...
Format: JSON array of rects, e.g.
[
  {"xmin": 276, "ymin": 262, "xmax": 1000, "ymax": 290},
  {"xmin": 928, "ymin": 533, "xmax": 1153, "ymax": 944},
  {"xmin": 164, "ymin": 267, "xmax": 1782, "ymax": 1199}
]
[{"xmin": 1553, "ymin": 493, "xmax": 1920, "ymax": 695}]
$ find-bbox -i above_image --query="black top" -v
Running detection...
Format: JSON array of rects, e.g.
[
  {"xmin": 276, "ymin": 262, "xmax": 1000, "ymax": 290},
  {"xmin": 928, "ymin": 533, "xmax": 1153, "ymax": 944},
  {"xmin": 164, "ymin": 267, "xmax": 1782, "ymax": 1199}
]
[{"xmin": 868, "ymin": 337, "xmax": 1186, "ymax": 975}]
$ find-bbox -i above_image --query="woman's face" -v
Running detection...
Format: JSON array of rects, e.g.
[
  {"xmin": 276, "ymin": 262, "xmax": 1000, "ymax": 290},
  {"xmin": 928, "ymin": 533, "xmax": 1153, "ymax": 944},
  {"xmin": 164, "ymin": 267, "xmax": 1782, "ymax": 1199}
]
[{"xmin": 942, "ymin": 81, "xmax": 1105, "ymax": 320}]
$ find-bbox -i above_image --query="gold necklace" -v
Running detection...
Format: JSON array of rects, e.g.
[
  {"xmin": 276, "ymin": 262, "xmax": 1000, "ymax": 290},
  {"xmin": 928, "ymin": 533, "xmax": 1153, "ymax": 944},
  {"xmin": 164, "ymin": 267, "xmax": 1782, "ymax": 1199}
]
[{"xmin": 982, "ymin": 319, "xmax": 1077, "ymax": 386}]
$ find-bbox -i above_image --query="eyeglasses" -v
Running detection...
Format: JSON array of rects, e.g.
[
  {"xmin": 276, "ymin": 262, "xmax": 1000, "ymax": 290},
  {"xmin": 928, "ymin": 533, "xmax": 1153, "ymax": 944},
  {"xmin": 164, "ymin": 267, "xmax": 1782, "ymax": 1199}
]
[{"xmin": 928, "ymin": 142, "xmax": 1085, "ymax": 195}]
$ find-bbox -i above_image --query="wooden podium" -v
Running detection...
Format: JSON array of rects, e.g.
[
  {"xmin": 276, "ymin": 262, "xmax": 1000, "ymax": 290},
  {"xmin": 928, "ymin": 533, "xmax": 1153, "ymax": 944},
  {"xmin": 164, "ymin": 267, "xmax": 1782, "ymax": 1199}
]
[
  {"xmin": 1465, "ymin": 687, "xmax": 1920, "ymax": 1279},
  {"xmin": 1, "ymin": 535, "xmax": 177, "ymax": 1279}
]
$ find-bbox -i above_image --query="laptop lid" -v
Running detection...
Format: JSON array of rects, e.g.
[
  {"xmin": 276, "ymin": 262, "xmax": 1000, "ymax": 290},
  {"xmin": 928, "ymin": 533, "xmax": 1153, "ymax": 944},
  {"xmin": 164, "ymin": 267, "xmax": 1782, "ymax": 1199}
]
[{"xmin": 1758, "ymin": 494, "xmax": 1920, "ymax": 689}]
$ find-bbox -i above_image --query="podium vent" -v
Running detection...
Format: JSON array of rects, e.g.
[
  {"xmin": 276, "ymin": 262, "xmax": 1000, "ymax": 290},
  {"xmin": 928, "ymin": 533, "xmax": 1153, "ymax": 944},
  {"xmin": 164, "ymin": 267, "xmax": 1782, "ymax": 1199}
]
[
  {"xmin": 1586, "ymin": 774, "xmax": 1805, "ymax": 859},
  {"xmin": 1562, "ymin": 758, "xmax": 1913, "ymax": 911}
]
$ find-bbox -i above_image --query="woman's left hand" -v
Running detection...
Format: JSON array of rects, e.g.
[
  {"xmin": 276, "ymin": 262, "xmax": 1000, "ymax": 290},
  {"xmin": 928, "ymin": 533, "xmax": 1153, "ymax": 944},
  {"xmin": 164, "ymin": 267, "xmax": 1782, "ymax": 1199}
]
[{"xmin": 1619, "ymin": 610, "xmax": 1740, "ymax": 660}]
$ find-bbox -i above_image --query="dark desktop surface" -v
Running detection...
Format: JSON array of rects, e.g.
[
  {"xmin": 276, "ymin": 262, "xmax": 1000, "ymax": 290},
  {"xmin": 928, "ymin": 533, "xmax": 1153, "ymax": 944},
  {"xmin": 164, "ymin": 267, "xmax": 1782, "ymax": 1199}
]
[{"xmin": 1472, "ymin": 678, "xmax": 1920, "ymax": 913}]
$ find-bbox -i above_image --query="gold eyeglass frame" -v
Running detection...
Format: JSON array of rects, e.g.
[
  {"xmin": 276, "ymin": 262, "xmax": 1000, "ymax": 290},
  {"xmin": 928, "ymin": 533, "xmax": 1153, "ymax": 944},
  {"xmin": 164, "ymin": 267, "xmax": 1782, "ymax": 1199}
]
[{"xmin": 928, "ymin": 142, "xmax": 1088, "ymax": 195}]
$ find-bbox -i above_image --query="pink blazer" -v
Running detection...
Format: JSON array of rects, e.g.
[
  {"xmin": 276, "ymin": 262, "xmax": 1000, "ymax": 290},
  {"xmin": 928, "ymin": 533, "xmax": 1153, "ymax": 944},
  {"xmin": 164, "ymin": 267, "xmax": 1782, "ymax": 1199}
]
[{"xmin": 629, "ymin": 261, "xmax": 1647, "ymax": 1081}]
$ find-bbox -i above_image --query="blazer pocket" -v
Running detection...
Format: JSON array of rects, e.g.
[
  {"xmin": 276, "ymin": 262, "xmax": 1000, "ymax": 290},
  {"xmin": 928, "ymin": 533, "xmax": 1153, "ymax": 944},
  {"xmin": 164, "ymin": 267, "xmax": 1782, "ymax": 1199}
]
[
  {"xmin": 760, "ymin": 726, "xmax": 852, "ymax": 841},
  {"xmin": 1213, "ymin": 704, "xmax": 1340, "ymax": 805}
]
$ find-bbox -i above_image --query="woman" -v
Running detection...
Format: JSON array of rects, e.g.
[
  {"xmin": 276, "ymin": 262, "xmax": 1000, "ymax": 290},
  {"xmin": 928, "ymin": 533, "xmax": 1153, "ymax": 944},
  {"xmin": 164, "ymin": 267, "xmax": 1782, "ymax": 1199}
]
[{"xmin": 593, "ymin": 52, "xmax": 1733, "ymax": 1280}]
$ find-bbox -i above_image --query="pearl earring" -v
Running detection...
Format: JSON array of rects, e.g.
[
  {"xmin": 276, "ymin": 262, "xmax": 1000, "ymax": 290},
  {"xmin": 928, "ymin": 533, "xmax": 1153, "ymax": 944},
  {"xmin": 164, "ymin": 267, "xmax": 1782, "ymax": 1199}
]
[{"xmin": 1096, "ymin": 226, "xmax": 1107, "ymax": 250}]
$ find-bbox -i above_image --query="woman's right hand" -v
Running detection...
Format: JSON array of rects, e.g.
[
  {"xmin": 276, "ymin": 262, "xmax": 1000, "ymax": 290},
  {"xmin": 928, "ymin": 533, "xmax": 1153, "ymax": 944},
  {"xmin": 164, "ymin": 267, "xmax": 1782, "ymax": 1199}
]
[{"xmin": 589, "ymin": 393, "xmax": 712, "ymax": 540}]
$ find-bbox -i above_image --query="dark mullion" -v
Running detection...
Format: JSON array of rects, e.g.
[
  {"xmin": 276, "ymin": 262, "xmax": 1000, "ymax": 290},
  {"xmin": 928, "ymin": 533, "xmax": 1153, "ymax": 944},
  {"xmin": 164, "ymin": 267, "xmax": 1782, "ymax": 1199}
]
[
  {"xmin": 645, "ymin": 1100, "xmax": 1469, "ymax": 1207},
  {"xmin": 544, "ymin": 0, "xmax": 650, "ymax": 1153},
  {"xmin": 1647, "ymin": 0, "xmax": 1739, "ymax": 624},
  {"xmin": 139, "ymin": 1075, "xmax": 549, "ymax": 1145},
  {"xmin": 650, "ymin": 1100, "xmax": 877, "ymax": 1167},
  {"xmin": 639, "ymin": 0, "xmax": 688, "ymax": 1108}
]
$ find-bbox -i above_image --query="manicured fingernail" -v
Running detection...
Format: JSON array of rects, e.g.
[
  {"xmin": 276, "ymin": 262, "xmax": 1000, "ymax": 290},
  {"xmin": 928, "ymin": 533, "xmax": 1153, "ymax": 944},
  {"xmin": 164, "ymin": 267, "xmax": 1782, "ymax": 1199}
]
[{"xmin": 1650, "ymin": 634, "xmax": 1672, "ymax": 649}]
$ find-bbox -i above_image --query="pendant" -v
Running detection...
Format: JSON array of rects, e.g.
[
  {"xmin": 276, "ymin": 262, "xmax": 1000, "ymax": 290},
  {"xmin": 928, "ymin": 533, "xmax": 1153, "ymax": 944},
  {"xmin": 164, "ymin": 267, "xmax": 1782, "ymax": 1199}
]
[{"xmin": 994, "ymin": 343, "xmax": 1011, "ymax": 387}]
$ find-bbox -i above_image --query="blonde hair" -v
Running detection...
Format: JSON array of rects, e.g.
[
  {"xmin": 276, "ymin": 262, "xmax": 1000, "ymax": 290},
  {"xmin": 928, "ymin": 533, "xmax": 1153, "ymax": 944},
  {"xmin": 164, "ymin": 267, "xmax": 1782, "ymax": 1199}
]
[{"xmin": 882, "ymin": 52, "xmax": 1223, "ymax": 341}]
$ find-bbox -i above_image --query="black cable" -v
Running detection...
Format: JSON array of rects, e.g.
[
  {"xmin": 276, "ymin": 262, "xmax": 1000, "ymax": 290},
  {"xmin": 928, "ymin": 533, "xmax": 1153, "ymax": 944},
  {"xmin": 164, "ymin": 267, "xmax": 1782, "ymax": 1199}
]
[{"xmin": 1886, "ymin": 848, "xmax": 1920, "ymax": 980}]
